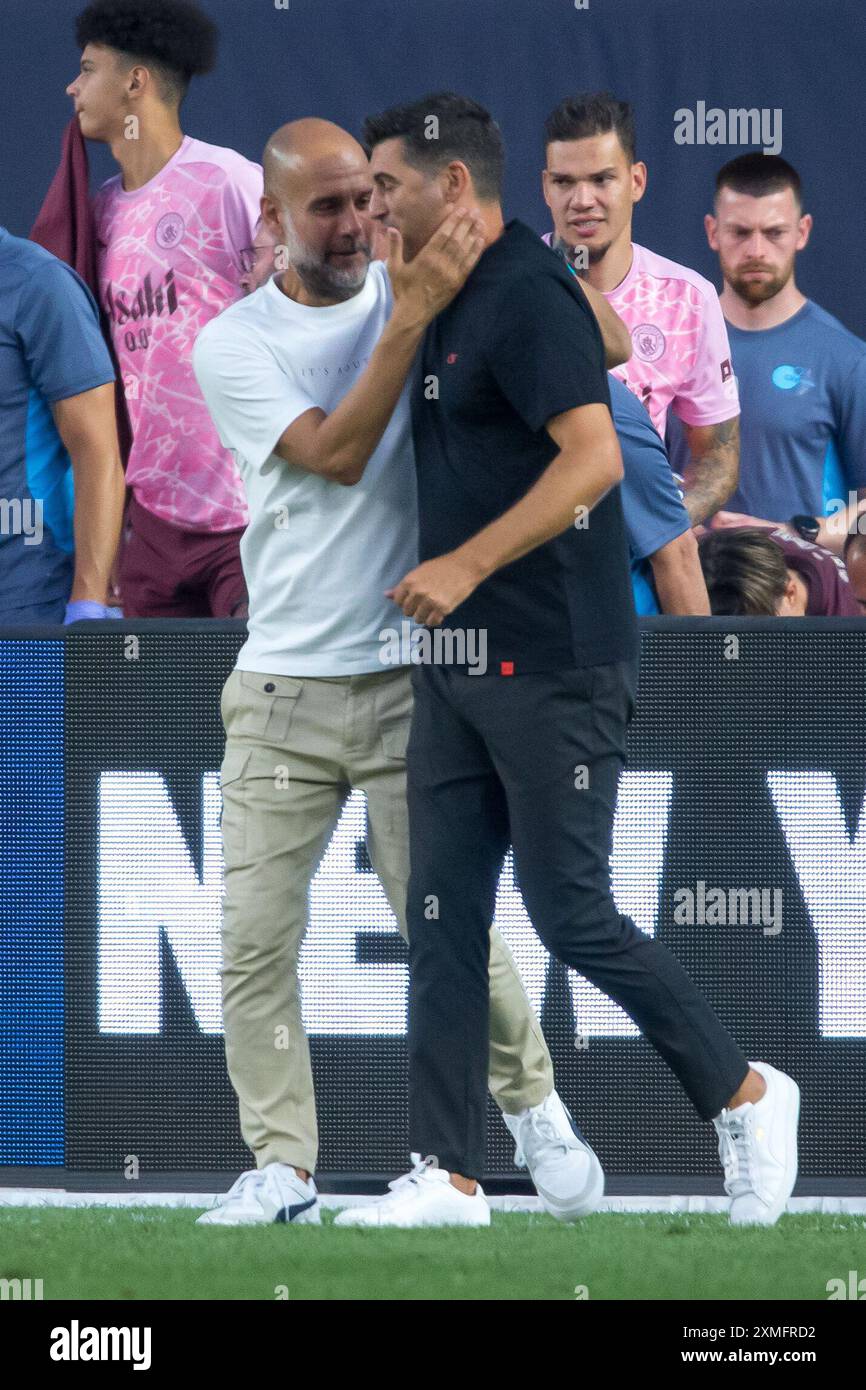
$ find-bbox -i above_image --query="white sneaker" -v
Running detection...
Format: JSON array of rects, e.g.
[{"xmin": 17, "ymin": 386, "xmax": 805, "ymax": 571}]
[
  {"xmin": 713, "ymin": 1060, "xmax": 800, "ymax": 1226},
  {"xmin": 196, "ymin": 1163, "xmax": 320, "ymax": 1226},
  {"xmin": 333, "ymin": 1155, "xmax": 490, "ymax": 1229},
  {"xmin": 503, "ymin": 1090, "xmax": 605, "ymax": 1221}
]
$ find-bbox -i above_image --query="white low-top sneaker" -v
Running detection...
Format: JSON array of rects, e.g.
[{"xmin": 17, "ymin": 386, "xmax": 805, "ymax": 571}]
[
  {"xmin": 333, "ymin": 1155, "xmax": 490, "ymax": 1228},
  {"xmin": 503, "ymin": 1090, "xmax": 605, "ymax": 1221},
  {"xmin": 713, "ymin": 1060, "xmax": 800, "ymax": 1227},
  {"xmin": 196, "ymin": 1164, "xmax": 320, "ymax": 1226}
]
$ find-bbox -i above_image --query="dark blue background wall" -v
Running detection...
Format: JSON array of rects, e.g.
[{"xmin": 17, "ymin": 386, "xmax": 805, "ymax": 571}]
[{"xmin": 2, "ymin": 0, "xmax": 864, "ymax": 336}]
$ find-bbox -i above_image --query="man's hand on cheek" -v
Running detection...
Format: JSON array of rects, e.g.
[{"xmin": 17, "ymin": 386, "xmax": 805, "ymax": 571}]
[{"xmin": 386, "ymin": 209, "xmax": 486, "ymax": 327}]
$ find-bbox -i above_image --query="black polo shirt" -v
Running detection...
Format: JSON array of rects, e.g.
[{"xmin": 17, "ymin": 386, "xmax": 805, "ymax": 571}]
[{"xmin": 410, "ymin": 218, "xmax": 638, "ymax": 674}]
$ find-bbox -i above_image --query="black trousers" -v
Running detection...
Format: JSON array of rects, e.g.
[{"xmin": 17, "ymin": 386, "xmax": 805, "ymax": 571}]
[{"xmin": 406, "ymin": 659, "xmax": 750, "ymax": 1180}]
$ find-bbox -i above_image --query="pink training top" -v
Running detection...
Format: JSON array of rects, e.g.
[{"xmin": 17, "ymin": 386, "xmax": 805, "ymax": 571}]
[
  {"xmin": 94, "ymin": 136, "xmax": 263, "ymax": 532},
  {"xmin": 542, "ymin": 235, "xmax": 739, "ymax": 438}
]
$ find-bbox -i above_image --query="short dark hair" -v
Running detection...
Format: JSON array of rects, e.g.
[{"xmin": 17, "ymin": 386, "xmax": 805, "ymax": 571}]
[
  {"xmin": 843, "ymin": 528, "xmax": 866, "ymax": 561},
  {"xmin": 544, "ymin": 92, "xmax": 636, "ymax": 163},
  {"xmin": 698, "ymin": 529, "xmax": 789, "ymax": 615},
  {"xmin": 75, "ymin": 0, "xmax": 217, "ymax": 105},
  {"xmin": 715, "ymin": 153, "xmax": 803, "ymax": 209},
  {"xmin": 363, "ymin": 92, "xmax": 504, "ymax": 201}
]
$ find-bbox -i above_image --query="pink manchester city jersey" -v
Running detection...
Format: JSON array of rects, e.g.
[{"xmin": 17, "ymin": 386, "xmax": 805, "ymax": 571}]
[
  {"xmin": 543, "ymin": 235, "xmax": 739, "ymax": 438},
  {"xmin": 94, "ymin": 136, "xmax": 263, "ymax": 531}
]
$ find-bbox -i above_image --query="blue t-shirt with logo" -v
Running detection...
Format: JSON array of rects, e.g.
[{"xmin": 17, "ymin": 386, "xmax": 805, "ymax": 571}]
[
  {"xmin": 610, "ymin": 375, "xmax": 691, "ymax": 615},
  {"xmin": 670, "ymin": 300, "xmax": 866, "ymax": 522},
  {"xmin": 0, "ymin": 228, "xmax": 115, "ymax": 611}
]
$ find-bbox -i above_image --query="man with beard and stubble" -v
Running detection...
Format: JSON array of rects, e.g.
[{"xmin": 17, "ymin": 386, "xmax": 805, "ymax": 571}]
[
  {"xmin": 697, "ymin": 154, "xmax": 866, "ymax": 554},
  {"xmin": 335, "ymin": 92, "xmax": 800, "ymax": 1231},
  {"xmin": 194, "ymin": 119, "xmax": 613, "ymax": 1227}
]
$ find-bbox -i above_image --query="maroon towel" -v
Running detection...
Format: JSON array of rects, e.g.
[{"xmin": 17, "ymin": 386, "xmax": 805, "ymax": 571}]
[
  {"xmin": 30, "ymin": 116, "xmax": 98, "ymax": 286},
  {"xmin": 30, "ymin": 117, "xmax": 133, "ymax": 467}
]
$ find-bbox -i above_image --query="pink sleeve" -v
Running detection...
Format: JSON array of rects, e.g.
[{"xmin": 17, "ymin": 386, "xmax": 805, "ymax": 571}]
[
  {"xmin": 220, "ymin": 159, "xmax": 264, "ymax": 256},
  {"xmin": 671, "ymin": 287, "xmax": 740, "ymax": 426}
]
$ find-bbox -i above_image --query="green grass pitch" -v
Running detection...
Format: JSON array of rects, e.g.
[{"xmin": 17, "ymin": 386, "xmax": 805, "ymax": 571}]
[{"xmin": 1, "ymin": 1208, "xmax": 864, "ymax": 1300}]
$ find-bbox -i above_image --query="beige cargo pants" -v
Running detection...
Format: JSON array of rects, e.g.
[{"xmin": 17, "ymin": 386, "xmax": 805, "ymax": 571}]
[{"xmin": 219, "ymin": 663, "xmax": 553, "ymax": 1174}]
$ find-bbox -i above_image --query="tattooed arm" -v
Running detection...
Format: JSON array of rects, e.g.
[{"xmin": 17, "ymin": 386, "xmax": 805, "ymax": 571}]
[{"xmin": 680, "ymin": 415, "xmax": 740, "ymax": 526}]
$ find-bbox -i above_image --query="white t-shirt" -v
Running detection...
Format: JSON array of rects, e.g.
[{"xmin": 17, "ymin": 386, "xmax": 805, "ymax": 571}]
[{"xmin": 193, "ymin": 262, "xmax": 418, "ymax": 675}]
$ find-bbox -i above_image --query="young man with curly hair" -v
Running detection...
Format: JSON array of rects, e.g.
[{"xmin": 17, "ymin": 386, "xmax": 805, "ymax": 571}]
[{"xmin": 67, "ymin": 0, "xmax": 263, "ymax": 617}]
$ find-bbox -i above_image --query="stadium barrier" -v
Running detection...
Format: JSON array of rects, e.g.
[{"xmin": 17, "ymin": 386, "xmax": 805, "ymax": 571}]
[{"xmin": 1, "ymin": 618, "xmax": 864, "ymax": 1192}]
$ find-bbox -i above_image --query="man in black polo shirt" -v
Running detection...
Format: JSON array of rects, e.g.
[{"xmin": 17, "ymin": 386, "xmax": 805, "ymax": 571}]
[{"xmin": 336, "ymin": 93, "xmax": 800, "ymax": 1230}]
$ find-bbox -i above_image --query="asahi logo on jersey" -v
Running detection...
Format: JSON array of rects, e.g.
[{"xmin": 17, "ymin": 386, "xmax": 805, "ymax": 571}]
[{"xmin": 104, "ymin": 270, "xmax": 179, "ymax": 327}]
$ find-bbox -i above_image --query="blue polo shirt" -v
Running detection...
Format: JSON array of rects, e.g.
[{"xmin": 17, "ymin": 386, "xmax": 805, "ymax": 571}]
[
  {"xmin": 669, "ymin": 300, "xmax": 866, "ymax": 522},
  {"xmin": 0, "ymin": 228, "xmax": 115, "ymax": 612},
  {"xmin": 610, "ymin": 376, "xmax": 692, "ymax": 615}
]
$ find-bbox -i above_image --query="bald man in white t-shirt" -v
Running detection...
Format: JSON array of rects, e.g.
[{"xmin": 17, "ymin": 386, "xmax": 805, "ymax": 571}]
[{"xmin": 193, "ymin": 119, "xmax": 595, "ymax": 1228}]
